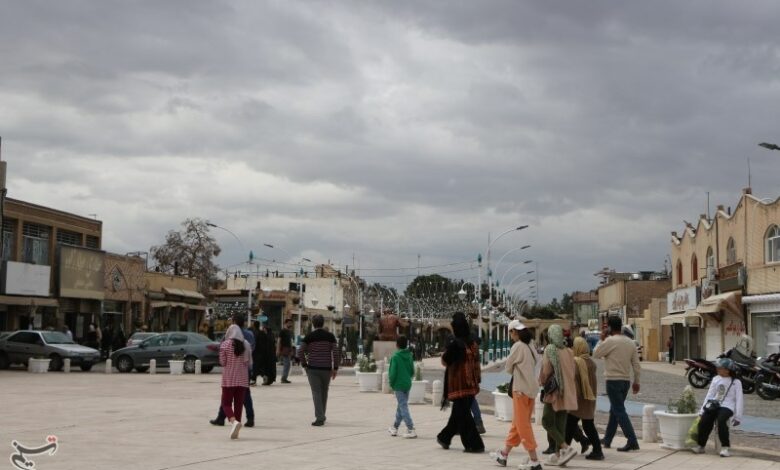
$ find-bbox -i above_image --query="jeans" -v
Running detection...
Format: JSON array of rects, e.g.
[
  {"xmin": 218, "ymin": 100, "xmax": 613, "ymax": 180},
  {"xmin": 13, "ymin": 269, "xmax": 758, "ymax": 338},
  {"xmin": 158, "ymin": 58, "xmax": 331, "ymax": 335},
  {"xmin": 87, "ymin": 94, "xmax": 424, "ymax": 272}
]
[
  {"xmin": 306, "ymin": 368, "xmax": 332, "ymax": 422},
  {"xmin": 697, "ymin": 408, "xmax": 733, "ymax": 448},
  {"xmin": 393, "ymin": 391, "xmax": 415, "ymax": 430},
  {"xmin": 437, "ymin": 397, "xmax": 485, "ymax": 451},
  {"xmin": 471, "ymin": 397, "xmax": 483, "ymax": 425},
  {"xmin": 216, "ymin": 387, "xmax": 254, "ymax": 422},
  {"xmin": 541, "ymin": 404, "xmax": 568, "ymax": 452},
  {"xmin": 604, "ymin": 380, "xmax": 638, "ymax": 445},
  {"xmin": 282, "ymin": 354, "xmax": 292, "ymax": 381}
]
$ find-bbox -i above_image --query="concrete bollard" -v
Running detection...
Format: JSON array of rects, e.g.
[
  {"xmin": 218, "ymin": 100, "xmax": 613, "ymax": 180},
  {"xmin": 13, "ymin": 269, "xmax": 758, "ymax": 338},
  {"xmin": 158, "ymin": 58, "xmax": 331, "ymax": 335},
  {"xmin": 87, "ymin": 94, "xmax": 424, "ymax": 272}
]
[
  {"xmin": 432, "ymin": 380, "xmax": 443, "ymax": 408},
  {"xmin": 105, "ymin": 359, "xmax": 112, "ymax": 374},
  {"xmin": 354, "ymin": 366, "xmax": 360, "ymax": 384},
  {"xmin": 195, "ymin": 359, "xmax": 202, "ymax": 374},
  {"xmin": 149, "ymin": 359, "xmax": 156, "ymax": 374},
  {"xmin": 642, "ymin": 405, "xmax": 657, "ymax": 443},
  {"xmin": 63, "ymin": 358, "xmax": 71, "ymax": 373},
  {"xmin": 376, "ymin": 359, "xmax": 385, "ymax": 375},
  {"xmin": 382, "ymin": 372, "xmax": 390, "ymax": 394}
]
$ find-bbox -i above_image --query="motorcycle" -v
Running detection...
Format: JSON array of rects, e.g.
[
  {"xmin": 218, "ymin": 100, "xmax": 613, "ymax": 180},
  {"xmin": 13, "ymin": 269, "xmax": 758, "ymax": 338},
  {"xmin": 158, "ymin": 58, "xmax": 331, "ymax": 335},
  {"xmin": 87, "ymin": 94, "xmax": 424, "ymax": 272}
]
[
  {"xmin": 725, "ymin": 348, "xmax": 758, "ymax": 394},
  {"xmin": 684, "ymin": 357, "xmax": 717, "ymax": 389},
  {"xmin": 756, "ymin": 353, "xmax": 780, "ymax": 401}
]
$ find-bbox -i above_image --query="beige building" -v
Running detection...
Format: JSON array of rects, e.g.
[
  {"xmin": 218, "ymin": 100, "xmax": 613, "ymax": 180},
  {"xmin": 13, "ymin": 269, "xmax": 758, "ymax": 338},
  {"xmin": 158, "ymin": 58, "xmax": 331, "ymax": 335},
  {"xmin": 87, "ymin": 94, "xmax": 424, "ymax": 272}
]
[
  {"xmin": 669, "ymin": 188, "xmax": 780, "ymax": 358},
  {"xmin": 145, "ymin": 272, "xmax": 205, "ymax": 332}
]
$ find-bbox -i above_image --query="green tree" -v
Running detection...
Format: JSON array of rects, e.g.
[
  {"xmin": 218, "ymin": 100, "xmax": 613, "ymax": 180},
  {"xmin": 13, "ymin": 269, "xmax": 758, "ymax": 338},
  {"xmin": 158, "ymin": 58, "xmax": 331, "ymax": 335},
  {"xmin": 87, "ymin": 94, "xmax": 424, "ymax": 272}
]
[
  {"xmin": 560, "ymin": 293, "xmax": 573, "ymax": 317},
  {"xmin": 150, "ymin": 218, "xmax": 221, "ymax": 293},
  {"xmin": 404, "ymin": 274, "xmax": 454, "ymax": 298}
]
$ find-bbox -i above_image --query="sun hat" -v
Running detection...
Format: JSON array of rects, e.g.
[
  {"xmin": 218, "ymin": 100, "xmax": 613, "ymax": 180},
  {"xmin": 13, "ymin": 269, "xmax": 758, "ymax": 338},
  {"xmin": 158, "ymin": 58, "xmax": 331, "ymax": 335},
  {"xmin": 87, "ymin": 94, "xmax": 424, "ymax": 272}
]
[{"xmin": 508, "ymin": 319, "xmax": 527, "ymax": 331}]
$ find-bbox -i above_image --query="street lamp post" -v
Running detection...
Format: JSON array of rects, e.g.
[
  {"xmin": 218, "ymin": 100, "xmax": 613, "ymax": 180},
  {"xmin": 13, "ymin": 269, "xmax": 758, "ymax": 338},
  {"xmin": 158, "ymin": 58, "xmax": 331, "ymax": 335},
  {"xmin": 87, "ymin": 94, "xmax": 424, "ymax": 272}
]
[
  {"xmin": 263, "ymin": 243, "xmax": 311, "ymax": 344},
  {"xmin": 759, "ymin": 142, "xmax": 780, "ymax": 151}
]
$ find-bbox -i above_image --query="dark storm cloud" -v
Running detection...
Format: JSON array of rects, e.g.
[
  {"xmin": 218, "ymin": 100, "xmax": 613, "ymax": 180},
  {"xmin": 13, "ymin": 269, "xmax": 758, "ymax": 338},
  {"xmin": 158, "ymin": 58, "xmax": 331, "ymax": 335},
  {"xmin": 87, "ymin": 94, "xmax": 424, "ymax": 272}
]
[{"xmin": 1, "ymin": 0, "xmax": 779, "ymax": 300}]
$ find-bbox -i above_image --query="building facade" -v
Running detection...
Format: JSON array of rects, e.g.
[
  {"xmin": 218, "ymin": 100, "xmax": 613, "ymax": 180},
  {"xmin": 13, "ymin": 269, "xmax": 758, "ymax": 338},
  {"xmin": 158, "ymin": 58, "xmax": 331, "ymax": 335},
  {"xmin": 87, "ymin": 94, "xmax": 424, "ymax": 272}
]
[{"xmin": 572, "ymin": 290, "xmax": 599, "ymax": 327}]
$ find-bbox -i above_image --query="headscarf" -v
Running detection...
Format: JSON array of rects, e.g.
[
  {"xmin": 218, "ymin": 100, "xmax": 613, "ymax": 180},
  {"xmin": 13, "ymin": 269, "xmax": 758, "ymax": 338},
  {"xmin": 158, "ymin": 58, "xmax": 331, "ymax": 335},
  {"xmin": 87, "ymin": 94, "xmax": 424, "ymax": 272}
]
[
  {"xmin": 544, "ymin": 324, "xmax": 565, "ymax": 394},
  {"xmin": 572, "ymin": 337, "xmax": 595, "ymax": 401},
  {"xmin": 225, "ymin": 324, "xmax": 252, "ymax": 365}
]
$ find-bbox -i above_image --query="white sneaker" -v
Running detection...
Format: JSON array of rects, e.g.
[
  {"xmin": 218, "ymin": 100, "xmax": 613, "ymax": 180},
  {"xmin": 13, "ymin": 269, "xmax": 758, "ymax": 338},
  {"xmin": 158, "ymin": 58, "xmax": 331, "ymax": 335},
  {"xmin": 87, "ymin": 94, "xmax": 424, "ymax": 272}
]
[
  {"xmin": 387, "ymin": 427, "xmax": 398, "ymax": 437},
  {"xmin": 558, "ymin": 446, "xmax": 577, "ymax": 466},
  {"xmin": 546, "ymin": 453, "xmax": 559, "ymax": 467},
  {"xmin": 402, "ymin": 429, "xmax": 417, "ymax": 439},
  {"xmin": 491, "ymin": 449, "xmax": 508, "ymax": 467},
  {"xmin": 518, "ymin": 459, "xmax": 543, "ymax": 470},
  {"xmin": 229, "ymin": 420, "xmax": 242, "ymax": 439},
  {"xmin": 690, "ymin": 446, "xmax": 705, "ymax": 454},
  {"xmin": 720, "ymin": 448, "xmax": 731, "ymax": 458}
]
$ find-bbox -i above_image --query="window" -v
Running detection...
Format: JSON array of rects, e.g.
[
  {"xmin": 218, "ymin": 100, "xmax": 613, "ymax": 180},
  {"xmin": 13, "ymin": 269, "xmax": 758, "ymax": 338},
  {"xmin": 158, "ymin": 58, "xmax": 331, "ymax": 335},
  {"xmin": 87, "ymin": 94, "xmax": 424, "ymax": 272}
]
[
  {"xmin": 9, "ymin": 332, "xmax": 41, "ymax": 344},
  {"xmin": 86, "ymin": 235, "xmax": 100, "ymax": 249},
  {"xmin": 676, "ymin": 260, "xmax": 683, "ymax": 287},
  {"xmin": 2, "ymin": 219, "xmax": 15, "ymax": 260},
  {"xmin": 56, "ymin": 229, "xmax": 82, "ymax": 246},
  {"xmin": 143, "ymin": 334, "xmax": 168, "ymax": 348},
  {"xmin": 22, "ymin": 223, "xmax": 50, "ymax": 265},
  {"xmin": 766, "ymin": 225, "xmax": 780, "ymax": 264},
  {"xmin": 726, "ymin": 238, "xmax": 736, "ymax": 264},
  {"xmin": 706, "ymin": 247, "xmax": 714, "ymax": 269},
  {"xmin": 691, "ymin": 255, "xmax": 698, "ymax": 282},
  {"xmin": 169, "ymin": 333, "xmax": 188, "ymax": 346}
]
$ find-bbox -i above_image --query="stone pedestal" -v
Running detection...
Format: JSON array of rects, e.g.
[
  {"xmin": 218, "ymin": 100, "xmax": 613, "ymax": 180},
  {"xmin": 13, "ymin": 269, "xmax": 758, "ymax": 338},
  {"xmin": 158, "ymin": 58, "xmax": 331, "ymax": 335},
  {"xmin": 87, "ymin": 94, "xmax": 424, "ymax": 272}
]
[{"xmin": 372, "ymin": 341, "xmax": 395, "ymax": 362}]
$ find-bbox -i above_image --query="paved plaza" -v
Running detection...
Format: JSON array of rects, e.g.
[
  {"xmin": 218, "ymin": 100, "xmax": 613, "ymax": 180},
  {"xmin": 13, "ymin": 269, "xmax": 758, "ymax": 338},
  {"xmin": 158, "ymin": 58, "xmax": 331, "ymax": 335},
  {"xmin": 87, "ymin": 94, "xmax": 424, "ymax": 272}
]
[{"xmin": 2, "ymin": 365, "xmax": 780, "ymax": 470}]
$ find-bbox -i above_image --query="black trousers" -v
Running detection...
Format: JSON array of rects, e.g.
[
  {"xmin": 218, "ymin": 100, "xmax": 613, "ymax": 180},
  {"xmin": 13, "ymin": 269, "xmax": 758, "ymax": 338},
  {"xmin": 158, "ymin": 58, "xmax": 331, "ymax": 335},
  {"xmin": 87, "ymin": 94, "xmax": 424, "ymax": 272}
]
[
  {"xmin": 566, "ymin": 415, "xmax": 602, "ymax": 455},
  {"xmin": 548, "ymin": 418, "xmax": 587, "ymax": 449},
  {"xmin": 437, "ymin": 397, "xmax": 485, "ymax": 451},
  {"xmin": 697, "ymin": 408, "xmax": 733, "ymax": 448}
]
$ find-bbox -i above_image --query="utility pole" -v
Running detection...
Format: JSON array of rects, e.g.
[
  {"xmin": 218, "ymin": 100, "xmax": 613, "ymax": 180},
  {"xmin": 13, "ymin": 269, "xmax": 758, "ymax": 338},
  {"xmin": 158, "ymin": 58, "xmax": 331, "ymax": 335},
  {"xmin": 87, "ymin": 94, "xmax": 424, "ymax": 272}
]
[{"xmin": 0, "ymin": 137, "xmax": 6, "ymax": 260}]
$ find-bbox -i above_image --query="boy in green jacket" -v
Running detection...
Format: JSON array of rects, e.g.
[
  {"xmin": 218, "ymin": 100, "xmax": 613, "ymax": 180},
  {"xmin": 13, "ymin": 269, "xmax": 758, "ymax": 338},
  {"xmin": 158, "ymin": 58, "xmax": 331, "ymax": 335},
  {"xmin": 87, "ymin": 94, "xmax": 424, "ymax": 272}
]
[{"xmin": 388, "ymin": 335, "xmax": 417, "ymax": 438}]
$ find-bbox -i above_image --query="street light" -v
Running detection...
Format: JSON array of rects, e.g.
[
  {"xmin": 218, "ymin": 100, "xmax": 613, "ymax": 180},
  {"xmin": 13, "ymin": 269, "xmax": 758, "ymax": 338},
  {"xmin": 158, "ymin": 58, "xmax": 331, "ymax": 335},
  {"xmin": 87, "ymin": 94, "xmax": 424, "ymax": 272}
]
[{"xmin": 759, "ymin": 142, "xmax": 780, "ymax": 151}]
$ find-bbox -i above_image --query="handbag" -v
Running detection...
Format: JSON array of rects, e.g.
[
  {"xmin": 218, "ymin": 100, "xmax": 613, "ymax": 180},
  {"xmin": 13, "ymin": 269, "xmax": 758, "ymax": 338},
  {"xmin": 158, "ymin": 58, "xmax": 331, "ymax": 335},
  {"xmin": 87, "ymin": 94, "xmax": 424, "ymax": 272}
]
[
  {"xmin": 703, "ymin": 378, "xmax": 734, "ymax": 413},
  {"xmin": 541, "ymin": 375, "xmax": 559, "ymax": 404}
]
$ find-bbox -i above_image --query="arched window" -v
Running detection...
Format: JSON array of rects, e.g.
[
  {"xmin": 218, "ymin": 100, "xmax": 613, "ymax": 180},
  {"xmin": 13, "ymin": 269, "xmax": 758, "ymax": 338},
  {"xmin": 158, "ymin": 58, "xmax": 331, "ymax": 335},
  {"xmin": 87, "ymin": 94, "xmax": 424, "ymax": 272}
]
[
  {"xmin": 691, "ymin": 254, "xmax": 698, "ymax": 282},
  {"xmin": 676, "ymin": 260, "xmax": 683, "ymax": 287},
  {"xmin": 706, "ymin": 246, "xmax": 714, "ymax": 270},
  {"xmin": 766, "ymin": 225, "xmax": 780, "ymax": 264},
  {"xmin": 726, "ymin": 238, "xmax": 736, "ymax": 264}
]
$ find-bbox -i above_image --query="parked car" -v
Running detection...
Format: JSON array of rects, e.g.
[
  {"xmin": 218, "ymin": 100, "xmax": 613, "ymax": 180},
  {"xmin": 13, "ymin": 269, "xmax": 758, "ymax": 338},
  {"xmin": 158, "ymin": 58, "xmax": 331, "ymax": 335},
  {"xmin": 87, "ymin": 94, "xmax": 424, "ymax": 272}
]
[
  {"xmin": 0, "ymin": 330, "xmax": 101, "ymax": 371},
  {"xmin": 126, "ymin": 332, "xmax": 156, "ymax": 347},
  {"xmin": 110, "ymin": 332, "xmax": 220, "ymax": 373}
]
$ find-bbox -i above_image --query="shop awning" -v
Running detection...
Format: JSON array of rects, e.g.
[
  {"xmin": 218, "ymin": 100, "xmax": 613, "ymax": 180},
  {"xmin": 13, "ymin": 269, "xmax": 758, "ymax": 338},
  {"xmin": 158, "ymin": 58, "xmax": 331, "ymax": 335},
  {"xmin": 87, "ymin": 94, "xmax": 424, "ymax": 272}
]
[
  {"xmin": 743, "ymin": 294, "xmax": 780, "ymax": 304},
  {"xmin": 661, "ymin": 310, "xmax": 701, "ymax": 325},
  {"xmin": 696, "ymin": 292, "xmax": 742, "ymax": 322},
  {"xmin": 149, "ymin": 301, "xmax": 206, "ymax": 311},
  {"xmin": 0, "ymin": 295, "xmax": 59, "ymax": 307},
  {"xmin": 162, "ymin": 287, "xmax": 205, "ymax": 300}
]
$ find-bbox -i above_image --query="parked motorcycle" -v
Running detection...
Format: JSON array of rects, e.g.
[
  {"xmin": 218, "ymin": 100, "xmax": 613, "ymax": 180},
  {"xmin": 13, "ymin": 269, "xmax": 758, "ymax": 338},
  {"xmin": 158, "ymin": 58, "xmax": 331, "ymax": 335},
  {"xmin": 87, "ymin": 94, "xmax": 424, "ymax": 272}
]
[
  {"xmin": 755, "ymin": 353, "xmax": 780, "ymax": 401},
  {"xmin": 684, "ymin": 357, "xmax": 717, "ymax": 389},
  {"xmin": 684, "ymin": 349, "xmax": 757, "ymax": 394}
]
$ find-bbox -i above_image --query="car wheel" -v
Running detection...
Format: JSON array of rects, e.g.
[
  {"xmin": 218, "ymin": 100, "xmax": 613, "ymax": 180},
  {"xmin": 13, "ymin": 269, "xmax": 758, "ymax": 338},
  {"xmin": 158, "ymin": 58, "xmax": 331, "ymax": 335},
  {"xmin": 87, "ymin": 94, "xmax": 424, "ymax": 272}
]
[
  {"xmin": 80, "ymin": 363, "xmax": 93, "ymax": 372},
  {"xmin": 201, "ymin": 365, "xmax": 214, "ymax": 374},
  {"xmin": 135, "ymin": 366, "xmax": 149, "ymax": 373},
  {"xmin": 116, "ymin": 355, "xmax": 134, "ymax": 373},
  {"xmin": 49, "ymin": 354, "xmax": 63, "ymax": 372},
  {"xmin": 184, "ymin": 356, "xmax": 198, "ymax": 374},
  {"xmin": 0, "ymin": 352, "xmax": 9, "ymax": 369}
]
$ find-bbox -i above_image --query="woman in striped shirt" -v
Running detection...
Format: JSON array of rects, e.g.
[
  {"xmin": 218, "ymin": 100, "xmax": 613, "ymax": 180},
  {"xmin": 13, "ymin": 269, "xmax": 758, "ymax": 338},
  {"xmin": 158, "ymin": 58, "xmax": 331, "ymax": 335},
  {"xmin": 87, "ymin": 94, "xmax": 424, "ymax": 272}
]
[{"xmin": 220, "ymin": 324, "xmax": 252, "ymax": 439}]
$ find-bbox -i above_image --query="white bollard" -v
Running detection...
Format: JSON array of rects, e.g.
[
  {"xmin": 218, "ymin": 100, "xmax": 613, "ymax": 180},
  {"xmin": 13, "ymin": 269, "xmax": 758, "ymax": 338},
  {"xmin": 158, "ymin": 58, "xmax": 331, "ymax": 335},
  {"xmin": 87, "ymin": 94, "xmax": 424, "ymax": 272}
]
[
  {"xmin": 354, "ymin": 366, "xmax": 360, "ymax": 384},
  {"xmin": 382, "ymin": 372, "xmax": 391, "ymax": 394},
  {"xmin": 534, "ymin": 392, "xmax": 545, "ymax": 424},
  {"xmin": 149, "ymin": 359, "xmax": 156, "ymax": 374},
  {"xmin": 104, "ymin": 359, "xmax": 112, "ymax": 374},
  {"xmin": 63, "ymin": 358, "xmax": 71, "ymax": 373},
  {"xmin": 376, "ymin": 359, "xmax": 385, "ymax": 375},
  {"xmin": 642, "ymin": 405, "xmax": 657, "ymax": 443},
  {"xmin": 195, "ymin": 359, "xmax": 202, "ymax": 374},
  {"xmin": 432, "ymin": 380, "xmax": 443, "ymax": 408}
]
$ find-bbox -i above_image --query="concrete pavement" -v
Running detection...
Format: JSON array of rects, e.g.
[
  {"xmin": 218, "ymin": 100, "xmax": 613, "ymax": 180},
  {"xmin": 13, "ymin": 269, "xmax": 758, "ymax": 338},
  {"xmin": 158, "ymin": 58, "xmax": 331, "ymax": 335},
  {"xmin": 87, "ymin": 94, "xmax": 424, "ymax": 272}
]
[{"xmin": 2, "ymin": 368, "xmax": 779, "ymax": 470}]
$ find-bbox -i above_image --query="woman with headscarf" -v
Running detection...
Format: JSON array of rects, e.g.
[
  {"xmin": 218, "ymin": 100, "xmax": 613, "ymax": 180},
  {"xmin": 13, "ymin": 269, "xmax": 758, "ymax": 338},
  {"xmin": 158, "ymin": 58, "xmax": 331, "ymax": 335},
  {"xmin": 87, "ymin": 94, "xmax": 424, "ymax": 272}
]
[
  {"xmin": 220, "ymin": 324, "xmax": 252, "ymax": 439},
  {"xmin": 538, "ymin": 324, "xmax": 578, "ymax": 466},
  {"xmin": 565, "ymin": 337, "xmax": 603, "ymax": 460},
  {"xmin": 437, "ymin": 312, "xmax": 484, "ymax": 453}
]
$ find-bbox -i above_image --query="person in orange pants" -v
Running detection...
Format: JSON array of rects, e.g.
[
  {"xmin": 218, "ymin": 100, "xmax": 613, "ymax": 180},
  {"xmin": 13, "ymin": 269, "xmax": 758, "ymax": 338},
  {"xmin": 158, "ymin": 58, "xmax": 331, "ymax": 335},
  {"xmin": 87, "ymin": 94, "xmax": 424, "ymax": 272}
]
[{"xmin": 491, "ymin": 321, "xmax": 542, "ymax": 470}]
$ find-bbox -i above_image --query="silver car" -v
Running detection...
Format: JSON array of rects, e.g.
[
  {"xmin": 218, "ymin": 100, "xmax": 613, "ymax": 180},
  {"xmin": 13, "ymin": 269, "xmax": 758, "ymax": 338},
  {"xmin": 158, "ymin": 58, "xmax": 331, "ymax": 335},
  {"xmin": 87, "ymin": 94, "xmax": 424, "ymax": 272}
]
[
  {"xmin": 126, "ymin": 332, "xmax": 156, "ymax": 347},
  {"xmin": 110, "ymin": 332, "xmax": 220, "ymax": 373},
  {"xmin": 0, "ymin": 330, "xmax": 101, "ymax": 371}
]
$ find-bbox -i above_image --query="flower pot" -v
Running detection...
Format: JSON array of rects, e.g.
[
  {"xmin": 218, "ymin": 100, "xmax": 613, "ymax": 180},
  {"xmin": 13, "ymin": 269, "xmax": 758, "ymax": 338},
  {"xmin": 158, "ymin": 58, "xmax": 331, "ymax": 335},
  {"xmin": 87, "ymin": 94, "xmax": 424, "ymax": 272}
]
[
  {"xmin": 28, "ymin": 358, "xmax": 51, "ymax": 374},
  {"xmin": 169, "ymin": 360, "xmax": 185, "ymax": 375},
  {"xmin": 654, "ymin": 411, "xmax": 698, "ymax": 450},
  {"xmin": 409, "ymin": 380, "xmax": 429, "ymax": 404},
  {"xmin": 356, "ymin": 371, "xmax": 381, "ymax": 392},
  {"xmin": 492, "ymin": 391, "xmax": 513, "ymax": 421}
]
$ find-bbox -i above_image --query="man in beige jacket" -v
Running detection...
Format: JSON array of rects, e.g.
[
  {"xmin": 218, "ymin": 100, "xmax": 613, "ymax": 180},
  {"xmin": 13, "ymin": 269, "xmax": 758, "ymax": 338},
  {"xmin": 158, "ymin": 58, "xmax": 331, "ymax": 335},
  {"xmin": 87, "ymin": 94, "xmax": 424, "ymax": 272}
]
[{"xmin": 593, "ymin": 316, "xmax": 641, "ymax": 452}]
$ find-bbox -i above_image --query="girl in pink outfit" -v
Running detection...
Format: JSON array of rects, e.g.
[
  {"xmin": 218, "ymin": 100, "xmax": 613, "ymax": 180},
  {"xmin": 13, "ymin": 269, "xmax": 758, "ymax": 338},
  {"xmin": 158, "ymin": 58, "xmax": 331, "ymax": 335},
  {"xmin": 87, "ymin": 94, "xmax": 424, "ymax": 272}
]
[{"xmin": 220, "ymin": 324, "xmax": 253, "ymax": 439}]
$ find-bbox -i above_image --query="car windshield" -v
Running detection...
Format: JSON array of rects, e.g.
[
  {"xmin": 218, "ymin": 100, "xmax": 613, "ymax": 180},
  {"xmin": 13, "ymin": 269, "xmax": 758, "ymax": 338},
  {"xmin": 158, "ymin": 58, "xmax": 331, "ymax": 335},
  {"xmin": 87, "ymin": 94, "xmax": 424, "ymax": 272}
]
[{"xmin": 42, "ymin": 331, "xmax": 75, "ymax": 344}]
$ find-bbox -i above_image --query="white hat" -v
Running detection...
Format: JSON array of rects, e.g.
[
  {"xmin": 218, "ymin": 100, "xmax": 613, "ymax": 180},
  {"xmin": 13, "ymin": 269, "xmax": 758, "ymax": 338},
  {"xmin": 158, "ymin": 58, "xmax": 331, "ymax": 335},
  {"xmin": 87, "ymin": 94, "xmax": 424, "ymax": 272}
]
[{"xmin": 508, "ymin": 320, "xmax": 527, "ymax": 331}]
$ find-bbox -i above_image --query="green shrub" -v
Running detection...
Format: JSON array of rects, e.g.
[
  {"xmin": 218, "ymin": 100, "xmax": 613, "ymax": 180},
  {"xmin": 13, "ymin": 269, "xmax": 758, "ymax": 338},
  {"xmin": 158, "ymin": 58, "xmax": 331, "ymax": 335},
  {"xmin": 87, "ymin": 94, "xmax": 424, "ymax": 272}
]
[
  {"xmin": 667, "ymin": 386, "xmax": 698, "ymax": 414},
  {"xmin": 496, "ymin": 382, "xmax": 510, "ymax": 394}
]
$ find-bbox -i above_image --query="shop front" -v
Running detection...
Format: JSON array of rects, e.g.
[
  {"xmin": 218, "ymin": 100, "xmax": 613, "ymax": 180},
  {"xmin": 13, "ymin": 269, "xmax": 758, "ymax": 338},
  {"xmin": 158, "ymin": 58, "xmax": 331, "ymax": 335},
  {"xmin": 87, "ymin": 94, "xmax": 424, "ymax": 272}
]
[
  {"xmin": 58, "ymin": 246, "xmax": 106, "ymax": 338},
  {"xmin": 662, "ymin": 286, "xmax": 702, "ymax": 360},
  {"xmin": 743, "ymin": 294, "xmax": 780, "ymax": 357},
  {"xmin": 0, "ymin": 260, "xmax": 58, "ymax": 330},
  {"xmin": 696, "ymin": 291, "xmax": 745, "ymax": 358}
]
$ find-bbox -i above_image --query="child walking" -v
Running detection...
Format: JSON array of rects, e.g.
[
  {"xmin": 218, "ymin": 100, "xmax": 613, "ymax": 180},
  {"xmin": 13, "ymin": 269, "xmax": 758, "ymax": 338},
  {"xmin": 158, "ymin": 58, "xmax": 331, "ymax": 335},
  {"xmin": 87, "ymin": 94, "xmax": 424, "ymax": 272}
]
[{"xmin": 388, "ymin": 335, "xmax": 417, "ymax": 439}]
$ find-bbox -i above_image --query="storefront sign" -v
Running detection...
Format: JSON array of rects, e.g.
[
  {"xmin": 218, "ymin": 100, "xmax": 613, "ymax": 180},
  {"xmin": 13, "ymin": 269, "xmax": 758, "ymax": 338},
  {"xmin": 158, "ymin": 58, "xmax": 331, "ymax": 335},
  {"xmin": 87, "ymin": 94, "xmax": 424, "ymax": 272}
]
[
  {"xmin": 667, "ymin": 286, "xmax": 699, "ymax": 313},
  {"xmin": 59, "ymin": 246, "xmax": 105, "ymax": 300},
  {"xmin": 3, "ymin": 261, "xmax": 51, "ymax": 296}
]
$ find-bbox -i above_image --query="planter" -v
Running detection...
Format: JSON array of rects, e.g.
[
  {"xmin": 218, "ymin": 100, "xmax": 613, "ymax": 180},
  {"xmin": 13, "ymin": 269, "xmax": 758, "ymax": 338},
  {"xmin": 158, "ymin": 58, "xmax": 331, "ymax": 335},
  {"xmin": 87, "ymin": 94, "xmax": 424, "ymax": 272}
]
[
  {"xmin": 169, "ymin": 360, "xmax": 185, "ymax": 375},
  {"xmin": 409, "ymin": 380, "xmax": 429, "ymax": 404},
  {"xmin": 492, "ymin": 391, "xmax": 513, "ymax": 421},
  {"xmin": 654, "ymin": 411, "xmax": 697, "ymax": 450},
  {"xmin": 28, "ymin": 358, "xmax": 51, "ymax": 374},
  {"xmin": 356, "ymin": 371, "xmax": 381, "ymax": 392}
]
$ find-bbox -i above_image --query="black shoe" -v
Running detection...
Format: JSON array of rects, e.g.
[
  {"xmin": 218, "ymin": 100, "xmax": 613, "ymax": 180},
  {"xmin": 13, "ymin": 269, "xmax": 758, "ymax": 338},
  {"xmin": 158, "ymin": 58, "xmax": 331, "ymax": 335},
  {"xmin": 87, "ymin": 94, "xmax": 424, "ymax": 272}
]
[
  {"xmin": 209, "ymin": 419, "xmax": 224, "ymax": 426},
  {"xmin": 244, "ymin": 420, "xmax": 254, "ymax": 428},
  {"xmin": 437, "ymin": 438, "xmax": 450, "ymax": 450},
  {"xmin": 463, "ymin": 447, "xmax": 485, "ymax": 454},
  {"xmin": 581, "ymin": 439, "xmax": 591, "ymax": 455},
  {"xmin": 542, "ymin": 447, "xmax": 555, "ymax": 455},
  {"xmin": 586, "ymin": 453, "xmax": 605, "ymax": 461},
  {"xmin": 281, "ymin": 379, "xmax": 291, "ymax": 384},
  {"xmin": 311, "ymin": 420, "xmax": 325, "ymax": 426},
  {"xmin": 476, "ymin": 422, "xmax": 486, "ymax": 435},
  {"xmin": 601, "ymin": 439, "xmax": 611, "ymax": 449},
  {"xmin": 617, "ymin": 442, "xmax": 640, "ymax": 452},
  {"xmin": 262, "ymin": 380, "xmax": 272, "ymax": 386}
]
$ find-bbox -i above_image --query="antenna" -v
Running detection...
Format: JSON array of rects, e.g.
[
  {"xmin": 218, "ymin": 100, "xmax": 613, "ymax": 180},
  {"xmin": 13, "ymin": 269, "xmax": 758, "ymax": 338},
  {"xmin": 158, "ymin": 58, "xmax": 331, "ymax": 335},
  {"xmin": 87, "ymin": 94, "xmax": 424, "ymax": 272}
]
[
  {"xmin": 706, "ymin": 191, "xmax": 710, "ymax": 221},
  {"xmin": 747, "ymin": 156, "xmax": 752, "ymax": 190}
]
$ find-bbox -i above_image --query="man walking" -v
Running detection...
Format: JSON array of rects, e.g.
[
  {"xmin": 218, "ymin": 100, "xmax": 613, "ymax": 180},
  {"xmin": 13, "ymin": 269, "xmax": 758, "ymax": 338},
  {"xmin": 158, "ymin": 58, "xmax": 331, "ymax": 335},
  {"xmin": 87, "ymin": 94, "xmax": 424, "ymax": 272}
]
[
  {"xmin": 593, "ymin": 316, "xmax": 641, "ymax": 452},
  {"xmin": 210, "ymin": 314, "xmax": 256, "ymax": 428},
  {"xmin": 299, "ymin": 314, "xmax": 339, "ymax": 426},
  {"xmin": 278, "ymin": 318, "xmax": 295, "ymax": 383}
]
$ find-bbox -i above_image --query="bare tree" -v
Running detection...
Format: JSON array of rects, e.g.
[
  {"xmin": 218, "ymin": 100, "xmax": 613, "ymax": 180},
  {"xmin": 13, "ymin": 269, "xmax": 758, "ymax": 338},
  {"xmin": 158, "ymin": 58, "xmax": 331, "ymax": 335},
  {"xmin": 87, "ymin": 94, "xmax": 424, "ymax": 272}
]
[{"xmin": 150, "ymin": 218, "xmax": 221, "ymax": 293}]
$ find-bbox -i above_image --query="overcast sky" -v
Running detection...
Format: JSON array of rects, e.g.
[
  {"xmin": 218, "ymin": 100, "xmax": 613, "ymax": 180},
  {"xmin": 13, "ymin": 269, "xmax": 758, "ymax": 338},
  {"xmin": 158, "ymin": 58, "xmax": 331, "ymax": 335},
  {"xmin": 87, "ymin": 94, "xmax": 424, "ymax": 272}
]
[{"xmin": 2, "ymin": 1, "xmax": 779, "ymax": 303}]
